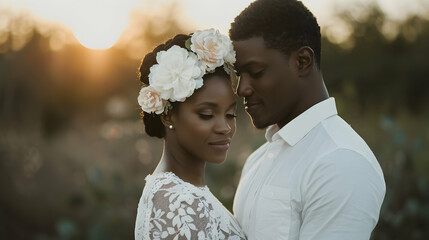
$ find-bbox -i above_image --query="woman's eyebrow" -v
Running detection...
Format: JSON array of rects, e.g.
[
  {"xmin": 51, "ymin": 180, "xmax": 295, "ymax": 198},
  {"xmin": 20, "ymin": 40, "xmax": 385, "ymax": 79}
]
[
  {"xmin": 196, "ymin": 102, "xmax": 218, "ymax": 107},
  {"xmin": 196, "ymin": 102, "xmax": 236, "ymax": 109},
  {"xmin": 228, "ymin": 102, "xmax": 237, "ymax": 109}
]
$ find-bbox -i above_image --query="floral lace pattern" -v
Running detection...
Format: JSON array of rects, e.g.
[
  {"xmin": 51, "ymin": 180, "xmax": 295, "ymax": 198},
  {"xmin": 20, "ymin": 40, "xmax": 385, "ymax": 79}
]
[{"xmin": 135, "ymin": 172, "xmax": 246, "ymax": 240}]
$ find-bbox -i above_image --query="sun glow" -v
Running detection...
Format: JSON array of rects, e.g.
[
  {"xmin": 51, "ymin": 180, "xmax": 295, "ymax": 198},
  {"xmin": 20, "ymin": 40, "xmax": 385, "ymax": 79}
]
[
  {"xmin": 2, "ymin": 0, "xmax": 424, "ymax": 51},
  {"xmin": 70, "ymin": 12, "xmax": 125, "ymax": 50},
  {"xmin": 68, "ymin": 0, "xmax": 133, "ymax": 50},
  {"xmin": 2, "ymin": 0, "xmax": 137, "ymax": 50}
]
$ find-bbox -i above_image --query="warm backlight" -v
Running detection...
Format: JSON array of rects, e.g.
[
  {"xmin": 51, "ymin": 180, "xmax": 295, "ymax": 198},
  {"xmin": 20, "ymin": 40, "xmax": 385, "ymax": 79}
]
[
  {"xmin": 72, "ymin": 19, "xmax": 124, "ymax": 50},
  {"xmin": 67, "ymin": 0, "xmax": 131, "ymax": 50}
]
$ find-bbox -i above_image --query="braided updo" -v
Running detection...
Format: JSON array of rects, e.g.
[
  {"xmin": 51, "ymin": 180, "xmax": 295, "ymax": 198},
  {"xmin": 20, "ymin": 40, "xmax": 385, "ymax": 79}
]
[
  {"xmin": 138, "ymin": 34, "xmax": 191, "ymax": 138},
  {"xmin": 138, "ymin": 33, "xmax": 232, "ymax": 138}
]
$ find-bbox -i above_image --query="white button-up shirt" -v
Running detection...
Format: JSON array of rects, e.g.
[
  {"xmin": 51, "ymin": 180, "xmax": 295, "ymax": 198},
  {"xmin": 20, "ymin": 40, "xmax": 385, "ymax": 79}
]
[{"xmin": 233, "ymin": 98, "xmax": 386, "ymax": 240}]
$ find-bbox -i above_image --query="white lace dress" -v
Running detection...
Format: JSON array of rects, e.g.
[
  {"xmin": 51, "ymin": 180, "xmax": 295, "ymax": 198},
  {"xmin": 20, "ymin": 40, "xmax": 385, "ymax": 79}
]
[{"xmin": 135, "ymin": 172, "xmax": 247, "ymax": 240}]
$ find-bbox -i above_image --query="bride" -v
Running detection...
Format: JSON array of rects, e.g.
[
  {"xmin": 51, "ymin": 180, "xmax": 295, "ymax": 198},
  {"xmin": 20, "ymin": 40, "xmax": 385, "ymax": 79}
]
[{"xmin": 134, "ymin": 29, "xmax": 247, "ymax": 240}]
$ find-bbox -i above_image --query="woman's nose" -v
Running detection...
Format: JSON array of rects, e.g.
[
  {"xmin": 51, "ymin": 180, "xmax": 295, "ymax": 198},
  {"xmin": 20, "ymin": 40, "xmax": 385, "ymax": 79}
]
[{"xmin": 214, "ymin": 118, "xmax": 232, "ymax": 134}]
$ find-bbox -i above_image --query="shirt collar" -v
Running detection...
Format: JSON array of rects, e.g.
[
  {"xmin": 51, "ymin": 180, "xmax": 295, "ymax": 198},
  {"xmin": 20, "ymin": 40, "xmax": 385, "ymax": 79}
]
[{"xmin": 265, "ymin": 97, "xmax": 338, "ymax": 145}]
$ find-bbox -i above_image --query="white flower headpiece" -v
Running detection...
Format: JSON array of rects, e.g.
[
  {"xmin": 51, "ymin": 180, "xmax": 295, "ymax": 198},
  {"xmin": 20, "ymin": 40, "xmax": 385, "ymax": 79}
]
[{"xmin": 138, "ymin": 29, "xmax": 236, "ymax": 115}]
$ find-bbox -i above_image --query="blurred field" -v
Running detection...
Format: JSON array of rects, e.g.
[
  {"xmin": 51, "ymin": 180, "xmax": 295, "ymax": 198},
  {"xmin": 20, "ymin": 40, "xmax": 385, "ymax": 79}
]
[{"xmin": 1, "ymin": 3, "xmax": 429, "ymax": 240}]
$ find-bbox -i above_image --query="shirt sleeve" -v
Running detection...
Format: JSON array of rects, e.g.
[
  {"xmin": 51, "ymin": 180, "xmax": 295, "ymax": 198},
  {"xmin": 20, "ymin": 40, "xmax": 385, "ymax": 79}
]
[{"xmin": 300, "ymin": 148, "xmax": 386, "ymax": 240}]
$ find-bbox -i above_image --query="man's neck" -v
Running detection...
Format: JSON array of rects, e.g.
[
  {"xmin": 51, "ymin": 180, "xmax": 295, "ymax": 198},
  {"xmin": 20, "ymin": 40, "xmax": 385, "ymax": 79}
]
[{"xmin": 277, "ymin": 75, "xmax": 329, "ymax": 129}]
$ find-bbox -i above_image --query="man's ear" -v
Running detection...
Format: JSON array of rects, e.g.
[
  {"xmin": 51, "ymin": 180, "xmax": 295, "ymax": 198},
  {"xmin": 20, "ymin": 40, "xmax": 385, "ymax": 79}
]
[{"xmin": 296, "ymin": 46, "xmax": 314, "ymax": 77}]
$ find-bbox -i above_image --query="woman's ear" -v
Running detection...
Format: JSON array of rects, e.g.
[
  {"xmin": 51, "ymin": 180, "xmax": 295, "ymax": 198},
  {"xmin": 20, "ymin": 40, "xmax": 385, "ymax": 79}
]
[
  {"xmin": 160, "ymin": 113, "xmax": 174, "ymax": 130},
  {"xmin": 296, "ymin": 46, "xmax": 314, "ymax": 77}
]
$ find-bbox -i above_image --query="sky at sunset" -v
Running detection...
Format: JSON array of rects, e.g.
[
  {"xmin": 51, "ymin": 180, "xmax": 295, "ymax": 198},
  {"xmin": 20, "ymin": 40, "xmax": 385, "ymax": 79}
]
[{"xmin": 0, "ymin": 0, "xmax": 427, "ymax": 49}]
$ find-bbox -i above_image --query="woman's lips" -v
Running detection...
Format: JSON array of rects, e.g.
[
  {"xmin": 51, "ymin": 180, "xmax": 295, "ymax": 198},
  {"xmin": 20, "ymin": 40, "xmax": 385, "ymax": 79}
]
[{"xmin": 208, "ymin": 139, "xmax": 231, "ymax": 151}]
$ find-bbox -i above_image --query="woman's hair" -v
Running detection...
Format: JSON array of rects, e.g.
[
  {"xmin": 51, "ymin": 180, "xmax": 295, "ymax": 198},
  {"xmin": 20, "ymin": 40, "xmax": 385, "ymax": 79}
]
[
  {"xmin": 138, "ymin": 34, "xmax": 230, "ymax": 138},
  {"xmin": 229, "ymin": 0, "xmax": 321, "ymax": 69}
]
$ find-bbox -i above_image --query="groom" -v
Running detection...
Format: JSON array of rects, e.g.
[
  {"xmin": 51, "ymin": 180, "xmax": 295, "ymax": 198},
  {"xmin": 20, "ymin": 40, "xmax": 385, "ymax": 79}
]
[{"xmin": 230, "ymin": 0, "xmax": 386, "ymax": 239}]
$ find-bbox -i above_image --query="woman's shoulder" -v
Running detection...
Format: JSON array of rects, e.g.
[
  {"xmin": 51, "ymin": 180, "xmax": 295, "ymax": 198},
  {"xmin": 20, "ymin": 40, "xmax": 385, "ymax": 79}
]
[
  {"xmin": 140, "ymin": 171, "xmax": 211, "ymax": 217},
  {"xmin": 136, "ymin": 172, "xmax": 247, "ymax": 240},
  {"xmin": 136, "ymin": 172, "xmax": 213, "ymax": 239},
  {"xmin": 144, "ymin": 171, "xmax": 209, "ymax": 198}
]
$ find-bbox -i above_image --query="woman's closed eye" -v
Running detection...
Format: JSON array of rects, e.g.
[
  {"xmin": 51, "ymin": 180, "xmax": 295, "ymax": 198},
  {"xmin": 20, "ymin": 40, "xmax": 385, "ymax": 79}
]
[
  {"xmin": 226, "ymin": 113, "xmax": 237, "ymax": 119},
  {"xmin": 198, "ymin": 112, "xmax": 236, "ymax": 120},
  {"xmin": 198, "ymin": 113, "xmax": 213, "ymax": 120}
]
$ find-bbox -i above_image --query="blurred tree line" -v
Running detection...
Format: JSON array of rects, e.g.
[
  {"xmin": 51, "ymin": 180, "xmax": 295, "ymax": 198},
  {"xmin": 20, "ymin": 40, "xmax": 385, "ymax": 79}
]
[
  {"xmin": 0, "ymin": 4, "xmax": 428, "ymax": 240},
  {"xmin": 321, "ymin": 7, "xmax": 429, "ymax": 240}
]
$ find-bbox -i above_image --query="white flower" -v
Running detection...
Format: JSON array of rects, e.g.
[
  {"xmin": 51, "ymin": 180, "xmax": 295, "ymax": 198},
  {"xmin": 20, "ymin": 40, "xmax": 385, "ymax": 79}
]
[
  {"xmin": 149, "ymin": 45, "xmax": 205, "ymax": 102},
  {"xmin": 138, "ymin": 29, "xmax": 236, "ymax": 115},
  {"xmin": 219, "ymin": 34, "xmax": 236, "ymax": 65},
  {"xmin": 137, "ymin": 86, "xmax": 166, "ymax": 114},
  {"xmin": 191, "ymin": 29, "xmax": 236, "ymax": 72}
]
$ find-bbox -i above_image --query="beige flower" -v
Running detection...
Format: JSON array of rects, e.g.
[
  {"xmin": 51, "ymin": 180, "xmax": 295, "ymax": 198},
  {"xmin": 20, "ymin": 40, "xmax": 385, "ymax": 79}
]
[
  {"xmin": 137, "ymin": 86, "xmax": 166, "ymax": 114},
  {"xmin": 191, "ymin": 29, "xmax": 235, "ymax": 72}
]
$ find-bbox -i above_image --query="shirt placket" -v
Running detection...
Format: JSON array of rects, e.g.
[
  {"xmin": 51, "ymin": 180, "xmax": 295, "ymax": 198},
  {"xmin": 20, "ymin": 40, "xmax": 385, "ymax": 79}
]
[{"xmin": 248, "ymin": 140, "xmax": 283, "ymax": 234}]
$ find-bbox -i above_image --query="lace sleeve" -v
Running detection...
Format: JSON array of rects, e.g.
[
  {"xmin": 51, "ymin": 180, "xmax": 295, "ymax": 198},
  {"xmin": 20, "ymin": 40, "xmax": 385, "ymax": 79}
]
[
  {"xmin": 136, "ymin": 173, "xmax": 247, "ymax": 240},
  {"xmin": 148, "ymin": 182, "xmax": 215, "ymax": 240}
]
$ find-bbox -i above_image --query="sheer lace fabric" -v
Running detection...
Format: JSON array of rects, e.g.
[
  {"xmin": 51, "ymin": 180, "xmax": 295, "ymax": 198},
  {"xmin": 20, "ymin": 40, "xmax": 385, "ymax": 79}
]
[{"xmin": 135, "ymin": 172, "xmax": 246, "ymax": 240}]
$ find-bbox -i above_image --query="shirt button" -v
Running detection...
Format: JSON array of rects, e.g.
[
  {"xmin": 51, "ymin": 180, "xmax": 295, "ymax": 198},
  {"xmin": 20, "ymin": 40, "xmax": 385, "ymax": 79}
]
[
  {"xmin": 270, "ymin": 192, "xmax": 274, "ymax": 197},
  {"xmin": 268, "ymin": 153, "xmax": 274, "ymax": 159}
]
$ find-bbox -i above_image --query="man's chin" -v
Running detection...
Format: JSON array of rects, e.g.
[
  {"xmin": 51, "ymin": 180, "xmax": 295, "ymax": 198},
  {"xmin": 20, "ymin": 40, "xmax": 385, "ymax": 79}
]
[{"xmin": 249, "ymin": 117, "xmax": 270, "ymax": 130}]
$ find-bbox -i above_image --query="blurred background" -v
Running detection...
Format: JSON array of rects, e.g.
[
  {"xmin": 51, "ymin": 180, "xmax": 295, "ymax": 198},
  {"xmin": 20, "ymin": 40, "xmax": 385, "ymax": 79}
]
[{"xmin": 0, "ymin": 0, "xmax": 428, "ymax": 239}]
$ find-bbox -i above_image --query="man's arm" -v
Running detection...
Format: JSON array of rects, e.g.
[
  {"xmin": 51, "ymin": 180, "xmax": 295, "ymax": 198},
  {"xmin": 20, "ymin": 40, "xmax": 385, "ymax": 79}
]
[{"xmin": 300, "ymin": 148, "xmax": 386, "ymax": 240}]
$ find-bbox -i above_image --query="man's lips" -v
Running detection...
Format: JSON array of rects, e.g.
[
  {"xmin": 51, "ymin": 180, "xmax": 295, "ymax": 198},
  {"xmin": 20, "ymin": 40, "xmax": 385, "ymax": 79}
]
[{"xmin": 244, "ymin": 100, "xmax": 262, "ymax": 112}]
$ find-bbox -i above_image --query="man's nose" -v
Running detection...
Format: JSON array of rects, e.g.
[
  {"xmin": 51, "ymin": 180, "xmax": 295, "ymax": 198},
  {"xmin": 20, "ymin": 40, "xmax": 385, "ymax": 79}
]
[{"xmin": 236, "ymin": 75, "xmax": 253, "ymax": 97}]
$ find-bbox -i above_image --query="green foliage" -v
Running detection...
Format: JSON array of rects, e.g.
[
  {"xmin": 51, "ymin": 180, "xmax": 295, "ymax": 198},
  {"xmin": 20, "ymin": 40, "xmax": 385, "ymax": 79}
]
[
  {"xmin": 322, "ymin": 6, "xmax": 429, "ymax": 113},
  {"xmin": 321, "ymin": 6, "xmax": 429, "ymax": 239}
]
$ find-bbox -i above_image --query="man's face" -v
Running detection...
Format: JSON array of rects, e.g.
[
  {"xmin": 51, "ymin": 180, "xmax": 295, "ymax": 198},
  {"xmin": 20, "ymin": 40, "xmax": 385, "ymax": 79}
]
[{"xmin": 234, "ymin": 37, "xmax": 302, "ymax": 129}]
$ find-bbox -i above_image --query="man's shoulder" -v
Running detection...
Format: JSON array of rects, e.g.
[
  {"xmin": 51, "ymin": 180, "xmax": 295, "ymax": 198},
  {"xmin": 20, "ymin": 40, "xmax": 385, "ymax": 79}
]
[
  {"xmin": 316, "ymin": 115, "xmax": 374, "ymax": 157},
  {"xmin": 294, "ymin": 115, "xmax": 383, "ymax": 178},
  {"xmin": 307, "ymin": 116, "xmax": 385, "ymax": 184},
  {"xmin": 304, "ymin": 148, "xmax": 386, "ymax": 200}
]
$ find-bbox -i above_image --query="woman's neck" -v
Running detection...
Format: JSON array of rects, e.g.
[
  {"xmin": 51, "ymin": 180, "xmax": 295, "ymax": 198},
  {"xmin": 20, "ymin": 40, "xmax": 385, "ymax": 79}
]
[{"xmin": 153, "ymin": 140, "xmax": 206, "ymax": 187}]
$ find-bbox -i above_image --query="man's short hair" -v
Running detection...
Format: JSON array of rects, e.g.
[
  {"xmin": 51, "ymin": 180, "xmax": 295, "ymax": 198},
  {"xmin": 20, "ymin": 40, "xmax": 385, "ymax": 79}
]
[{"xmin": 229, "ymin": 0, "xmax": 321, "ymax": 68}]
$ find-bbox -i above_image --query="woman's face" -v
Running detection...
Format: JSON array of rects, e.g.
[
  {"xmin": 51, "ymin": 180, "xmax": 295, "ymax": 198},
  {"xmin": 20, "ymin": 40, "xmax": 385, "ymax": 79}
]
[{"xmin": 170, "ymin": 75, "xmax": 237, "ymax": 164}]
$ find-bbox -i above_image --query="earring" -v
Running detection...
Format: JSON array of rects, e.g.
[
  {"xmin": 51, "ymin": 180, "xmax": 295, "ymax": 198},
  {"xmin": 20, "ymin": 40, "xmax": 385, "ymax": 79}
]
[{"xmin": 169, "ymin": 125, "xmax": 173, "ymax": 129}]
